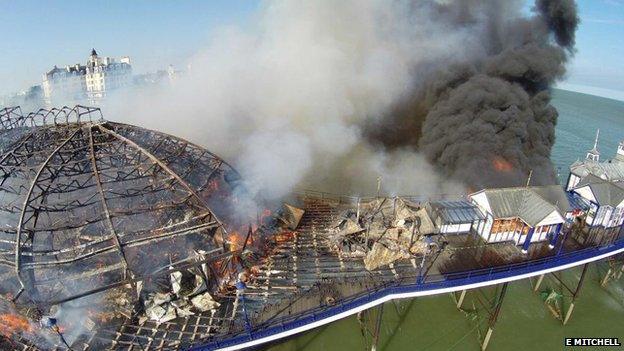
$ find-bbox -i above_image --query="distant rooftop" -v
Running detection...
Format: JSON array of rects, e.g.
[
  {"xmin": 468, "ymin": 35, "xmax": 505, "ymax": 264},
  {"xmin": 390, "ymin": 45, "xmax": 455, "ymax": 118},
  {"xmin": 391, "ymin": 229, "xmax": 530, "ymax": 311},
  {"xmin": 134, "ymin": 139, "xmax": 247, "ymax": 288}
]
[
  {"xmin": 570, "ymin": 158, "xmax": 624, "ymax": 181},
  {"xmin": 573, "ymin": 174, "xmax": 624, "ymax": 207}
]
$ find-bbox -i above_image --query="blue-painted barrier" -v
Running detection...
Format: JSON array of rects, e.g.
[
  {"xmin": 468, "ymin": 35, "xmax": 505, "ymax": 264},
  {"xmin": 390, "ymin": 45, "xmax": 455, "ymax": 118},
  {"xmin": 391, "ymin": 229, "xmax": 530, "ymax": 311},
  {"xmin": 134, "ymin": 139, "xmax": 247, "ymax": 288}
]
[{"xmin": 193, "ymin": 237, "xmax": 624, "ymax": 350}]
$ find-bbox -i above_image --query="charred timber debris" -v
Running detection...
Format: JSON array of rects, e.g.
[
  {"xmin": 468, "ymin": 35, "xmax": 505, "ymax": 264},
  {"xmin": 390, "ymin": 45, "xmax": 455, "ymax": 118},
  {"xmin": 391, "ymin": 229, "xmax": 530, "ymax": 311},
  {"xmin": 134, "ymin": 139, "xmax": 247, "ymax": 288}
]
[{"xmin": 0, "ymin": 105, "xmax": 622, "ymax": 351}]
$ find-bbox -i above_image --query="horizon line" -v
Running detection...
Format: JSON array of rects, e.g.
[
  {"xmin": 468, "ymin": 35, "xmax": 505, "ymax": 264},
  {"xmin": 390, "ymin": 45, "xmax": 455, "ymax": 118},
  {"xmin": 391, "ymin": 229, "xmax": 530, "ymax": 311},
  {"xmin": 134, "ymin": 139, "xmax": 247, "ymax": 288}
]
[{"xmin": 556, "ymin": 82, "xmax": 624, "ymax": 103}]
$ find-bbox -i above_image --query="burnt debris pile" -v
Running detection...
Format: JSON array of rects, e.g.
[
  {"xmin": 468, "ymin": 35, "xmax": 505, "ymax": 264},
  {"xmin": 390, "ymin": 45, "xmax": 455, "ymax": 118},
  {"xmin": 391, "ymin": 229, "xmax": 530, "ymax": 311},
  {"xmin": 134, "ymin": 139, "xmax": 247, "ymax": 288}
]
[{"xmin": 329, "ymin": 197, "xmax": 437, "ymax": 270}]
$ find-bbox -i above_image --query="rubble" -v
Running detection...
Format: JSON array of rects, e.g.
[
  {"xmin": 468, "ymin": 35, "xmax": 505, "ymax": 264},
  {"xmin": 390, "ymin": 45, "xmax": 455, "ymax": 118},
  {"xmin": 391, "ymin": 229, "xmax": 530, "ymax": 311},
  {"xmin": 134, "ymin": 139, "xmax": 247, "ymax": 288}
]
[
  {"xmin": 191, "ymin": 292, "xmax": 221, "ymax": 312},
  {"xmin": 145, "ymin": 302, "xmax": 178, "ymax": 323},
  {"xmin": 277, "ymin": 203, "xmax": 305, "ymax": 230},
  {"xmin": 141, "ymin": 267, "xmax": 222, "ymax": 324},
  {"xmin": 101, "ymin": 287, "xmax": 135, "ymax": 320},
  {"xmin": 329, "ymin": 197, "xmax": 437, "ymax": 270},
  {"xmin": 170, "ymin": 270, "xmax": 205, "ymax": 296},
  {"xmin": 364, "ymin": 242, "xmax": 410, "ymax": 271}
]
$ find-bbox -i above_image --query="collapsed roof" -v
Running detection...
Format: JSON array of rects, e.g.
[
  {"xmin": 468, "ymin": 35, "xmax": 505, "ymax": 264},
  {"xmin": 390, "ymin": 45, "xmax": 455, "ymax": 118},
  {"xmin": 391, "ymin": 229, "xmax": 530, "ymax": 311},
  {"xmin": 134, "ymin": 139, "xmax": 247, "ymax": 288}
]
[{"xmin": 328, "ymin": 197, "xmax": 437, "ymax": 270}]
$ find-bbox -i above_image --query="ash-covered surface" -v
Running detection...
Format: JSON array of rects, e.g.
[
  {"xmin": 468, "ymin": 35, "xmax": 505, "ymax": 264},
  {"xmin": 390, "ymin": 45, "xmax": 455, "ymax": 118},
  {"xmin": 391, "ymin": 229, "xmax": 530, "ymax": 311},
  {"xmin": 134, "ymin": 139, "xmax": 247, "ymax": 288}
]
[{"xmin": 327, "ymin": 197, "xmax": 437, "ymax": 270}]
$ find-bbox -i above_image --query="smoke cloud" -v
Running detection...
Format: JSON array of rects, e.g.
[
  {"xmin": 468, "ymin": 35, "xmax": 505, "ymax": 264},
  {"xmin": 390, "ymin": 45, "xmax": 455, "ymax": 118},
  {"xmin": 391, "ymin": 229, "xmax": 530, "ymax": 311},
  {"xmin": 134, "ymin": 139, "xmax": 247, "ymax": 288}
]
[
  {"xmin": 368, "ymin": 0, "xmax": 578, "ymax": 189},
  {"xmin": 106, "ymin": 0, "xmax": 578, "ymax": 199}
]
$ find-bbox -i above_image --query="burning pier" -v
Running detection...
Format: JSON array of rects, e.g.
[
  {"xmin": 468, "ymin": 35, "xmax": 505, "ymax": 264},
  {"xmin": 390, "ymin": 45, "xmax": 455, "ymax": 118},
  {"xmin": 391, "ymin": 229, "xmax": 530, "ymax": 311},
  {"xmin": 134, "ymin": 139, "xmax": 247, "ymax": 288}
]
[{"xmin": 1, "ymin": 106, "xmax": 623, "ymax": 351}]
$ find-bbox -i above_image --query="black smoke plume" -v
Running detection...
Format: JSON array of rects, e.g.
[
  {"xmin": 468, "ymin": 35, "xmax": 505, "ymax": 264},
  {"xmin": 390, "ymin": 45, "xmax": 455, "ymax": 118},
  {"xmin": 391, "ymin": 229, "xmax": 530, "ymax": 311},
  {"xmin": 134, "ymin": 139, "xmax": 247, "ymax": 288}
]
[{"xmin": 367, "ymin": 0, "xmax": 579, "ymax": 189}]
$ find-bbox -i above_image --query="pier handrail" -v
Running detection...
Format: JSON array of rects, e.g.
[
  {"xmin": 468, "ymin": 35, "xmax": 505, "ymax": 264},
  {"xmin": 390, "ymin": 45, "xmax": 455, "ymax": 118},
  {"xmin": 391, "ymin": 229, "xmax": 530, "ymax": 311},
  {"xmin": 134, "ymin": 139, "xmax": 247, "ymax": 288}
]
[{"xmin": 295, "ymin": 189, "xmax": 468, "ymax": 205}]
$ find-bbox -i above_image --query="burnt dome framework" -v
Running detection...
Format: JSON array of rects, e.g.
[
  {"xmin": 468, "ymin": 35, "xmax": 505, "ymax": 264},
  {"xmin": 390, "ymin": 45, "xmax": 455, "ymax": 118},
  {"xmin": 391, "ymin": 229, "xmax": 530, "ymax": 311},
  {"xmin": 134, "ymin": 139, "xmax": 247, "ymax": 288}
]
[{"xmin": 0, "ymin": 106, "xmax": 244, "ymax": 306}]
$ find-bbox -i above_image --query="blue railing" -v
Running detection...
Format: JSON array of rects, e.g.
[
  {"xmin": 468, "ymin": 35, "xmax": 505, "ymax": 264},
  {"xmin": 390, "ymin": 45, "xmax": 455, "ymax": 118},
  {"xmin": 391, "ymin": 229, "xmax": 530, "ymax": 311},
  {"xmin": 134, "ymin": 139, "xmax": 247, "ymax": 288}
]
[{"xmin": 194, "ymin": 237, "xmax": 624, "ymax": 350}]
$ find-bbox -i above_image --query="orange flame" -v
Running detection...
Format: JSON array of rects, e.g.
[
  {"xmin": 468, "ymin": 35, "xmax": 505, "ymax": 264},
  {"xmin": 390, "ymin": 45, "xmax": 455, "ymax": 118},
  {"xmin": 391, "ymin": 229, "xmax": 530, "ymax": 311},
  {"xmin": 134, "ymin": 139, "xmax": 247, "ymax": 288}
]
[
  {"xmin": 228, "ymin": 231, "xmax": 245, "ymax": 252},
  {"xmin": 275, "ymin": 231, "xmax": 295, "ymax": 244},
  {"xmin": 0, "ymin": 314, "xmax": 31, "ymax": 337},
  {"xmin": 492, "ymin": 157, "xmax": 513, "ymax": 172}
]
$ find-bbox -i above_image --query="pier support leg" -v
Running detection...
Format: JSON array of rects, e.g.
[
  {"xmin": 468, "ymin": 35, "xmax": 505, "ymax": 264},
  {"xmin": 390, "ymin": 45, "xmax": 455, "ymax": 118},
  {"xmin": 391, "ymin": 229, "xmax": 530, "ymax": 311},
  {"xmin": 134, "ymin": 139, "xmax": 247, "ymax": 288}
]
[
  {"xmin": 601, "ymin": 267, "xmax": 614, "ymax": 287},
  {"xmin": 482, "ymin": 328, "xmax": 494, "ymax": 351},
  {"xmin": 536, "ymin": 264, "xmax": 590, "ymax": 324},
  {"xmin": 371, "ymin": 304, "xmax": 384, "ymax": 351},
  {"xmin": 457, "ymin": 290, "xmax": 467, "ymax": 309},
  {"xmin": 601, "ymin": 259, "xmax": 624, "ymax": 287},
  {"xmin": 533, "ymin": 274, "xmax": 545, "ymax": 292},
  {"xmin": 563, "ymin": 303, "xmax": 575, "ymax": 326},
  {"xmin": 358, "ymin": 304, "xmax": 386, "ymax": 351},
  {"xmin": 563, "ymin": 263, "xmax": 589, "ymax": 325},
  {"xmin": 357, "ymin": 310, "xmax": 367, "ymax": 341},
  {"xmin": 481, "ymin": 282, "xmax": 509, "ymax": 351}
]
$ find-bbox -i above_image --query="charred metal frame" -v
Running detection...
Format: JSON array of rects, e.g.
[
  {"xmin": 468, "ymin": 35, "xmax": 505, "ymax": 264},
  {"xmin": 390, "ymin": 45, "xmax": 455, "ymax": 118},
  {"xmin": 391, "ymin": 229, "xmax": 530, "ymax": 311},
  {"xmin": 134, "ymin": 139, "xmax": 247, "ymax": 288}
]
[{"xmin": 0, "ymin": 106, "xmax": 236, "ymax": 308}]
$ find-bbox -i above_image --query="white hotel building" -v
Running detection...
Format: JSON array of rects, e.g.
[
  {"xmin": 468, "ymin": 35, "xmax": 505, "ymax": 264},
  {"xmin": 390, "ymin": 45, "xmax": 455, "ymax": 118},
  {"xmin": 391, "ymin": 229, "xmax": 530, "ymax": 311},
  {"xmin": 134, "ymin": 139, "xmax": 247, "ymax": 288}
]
[{"xmin": 42, "ymin": 49, "xmax": 132, "ymax": 105}]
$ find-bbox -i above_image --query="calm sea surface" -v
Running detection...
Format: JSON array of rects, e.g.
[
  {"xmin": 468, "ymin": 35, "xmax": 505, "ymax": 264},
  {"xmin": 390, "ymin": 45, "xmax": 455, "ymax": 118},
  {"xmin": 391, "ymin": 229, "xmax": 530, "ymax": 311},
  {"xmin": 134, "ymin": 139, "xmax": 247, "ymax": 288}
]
[
  {"xmin": 552, "ymin": 89, "xmax": 624, "ymax": 181},
  {"xmin": 268, "ymin": 90, "xmax": 624, "ymax": 351}
]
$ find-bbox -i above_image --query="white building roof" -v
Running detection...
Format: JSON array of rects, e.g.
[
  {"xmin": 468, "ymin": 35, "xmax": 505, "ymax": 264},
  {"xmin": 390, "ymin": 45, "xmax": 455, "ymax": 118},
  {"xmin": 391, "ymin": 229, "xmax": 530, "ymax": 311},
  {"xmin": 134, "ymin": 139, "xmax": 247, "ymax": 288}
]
[
  {"xmin": 572, "ymin": 174, "xmax": 624, "ymax": 207},
  {"xmin": 570, "ymin": 158, "xmax": 624, "ymax": 181},
  {"xmin": 470, "ymin": 186, "xmax": 566, "ymax": 227}
]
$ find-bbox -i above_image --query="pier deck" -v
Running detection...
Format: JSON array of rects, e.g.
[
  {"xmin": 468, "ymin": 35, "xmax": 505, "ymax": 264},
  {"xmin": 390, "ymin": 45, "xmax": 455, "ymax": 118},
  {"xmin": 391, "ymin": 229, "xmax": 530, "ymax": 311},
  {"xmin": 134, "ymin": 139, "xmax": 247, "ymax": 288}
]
[
  {"xmin": 7, "ymin": 194, "xmax": 622, "ymax": 351},
  {"xmin": 192, "ymin": 195, "xmax": 624, "ymax": 351}
]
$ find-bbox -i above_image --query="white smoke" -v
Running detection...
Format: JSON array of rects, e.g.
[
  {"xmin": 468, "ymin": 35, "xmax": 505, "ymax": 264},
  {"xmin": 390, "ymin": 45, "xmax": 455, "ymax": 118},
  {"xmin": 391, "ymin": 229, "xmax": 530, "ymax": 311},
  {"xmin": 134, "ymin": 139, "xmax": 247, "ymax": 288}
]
[{"xmin": 106, "ymin": 0, "xmax": 508, "ymax": 199}]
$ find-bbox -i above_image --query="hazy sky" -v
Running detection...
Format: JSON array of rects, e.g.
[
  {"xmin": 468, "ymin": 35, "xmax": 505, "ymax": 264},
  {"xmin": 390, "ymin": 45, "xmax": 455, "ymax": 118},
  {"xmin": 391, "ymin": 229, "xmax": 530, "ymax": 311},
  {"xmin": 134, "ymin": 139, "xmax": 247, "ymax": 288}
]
[
  {"xmin": 0, "ymin": 0, "xmax": 623, "ymax": 100},
  {"xmin": 0, "ymin": 0, "xmax": 258, "ymax": 95},
  {"xmin": 557, "ymin": 0, "xmax": 624, "ymax": 101}
]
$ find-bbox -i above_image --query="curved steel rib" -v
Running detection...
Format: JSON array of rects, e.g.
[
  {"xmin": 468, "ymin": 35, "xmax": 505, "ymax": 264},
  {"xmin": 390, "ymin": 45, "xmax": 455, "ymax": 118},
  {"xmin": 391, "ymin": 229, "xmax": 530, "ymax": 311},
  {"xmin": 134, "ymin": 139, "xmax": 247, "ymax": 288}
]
[
  {"xmin": 87, "ymin": 125, "xmax": 130, "ymax": 278},
  {"xmin": 14, "ymin": 127, "xmax": 81, "ymax": 300},
  {"xmin": 96, "ymin": 123, "xmax": 228, "ymax": 234}
]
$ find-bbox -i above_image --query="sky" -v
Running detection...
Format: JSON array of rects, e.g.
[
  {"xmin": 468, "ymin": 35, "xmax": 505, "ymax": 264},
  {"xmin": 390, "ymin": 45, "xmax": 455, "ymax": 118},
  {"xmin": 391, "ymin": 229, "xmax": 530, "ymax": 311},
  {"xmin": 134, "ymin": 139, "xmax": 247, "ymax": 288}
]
[
  {"xmin": 0, "ymin": 0, "xmax": 623, "ymax": 100},
  {"xmin": 556, "ymin": 0, "xmax": 624, "ymax": 101},
  {"xmin": 0, "ymin": 0, "xmax": 259, "ymax": 95}
]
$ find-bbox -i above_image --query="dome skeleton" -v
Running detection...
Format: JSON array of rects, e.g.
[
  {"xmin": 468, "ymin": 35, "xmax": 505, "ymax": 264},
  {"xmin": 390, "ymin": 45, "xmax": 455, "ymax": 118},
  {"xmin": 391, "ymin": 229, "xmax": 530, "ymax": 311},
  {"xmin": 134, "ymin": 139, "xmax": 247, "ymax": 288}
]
[{"xmin": 0, "ymin": 106, "xmax": 241, "ymax": 306}]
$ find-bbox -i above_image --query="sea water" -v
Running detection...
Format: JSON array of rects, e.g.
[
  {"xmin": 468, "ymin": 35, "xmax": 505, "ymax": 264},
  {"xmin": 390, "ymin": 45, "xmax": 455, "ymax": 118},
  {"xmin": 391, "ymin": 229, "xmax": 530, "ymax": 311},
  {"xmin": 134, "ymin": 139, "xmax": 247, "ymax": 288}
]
[
  {"xmin": 552, "ymin": 89, "xmax": 624, "ymax": 182},
  {"xmin": 268, "ymin": 90, "xmax": 624, "ymax": 351}
]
